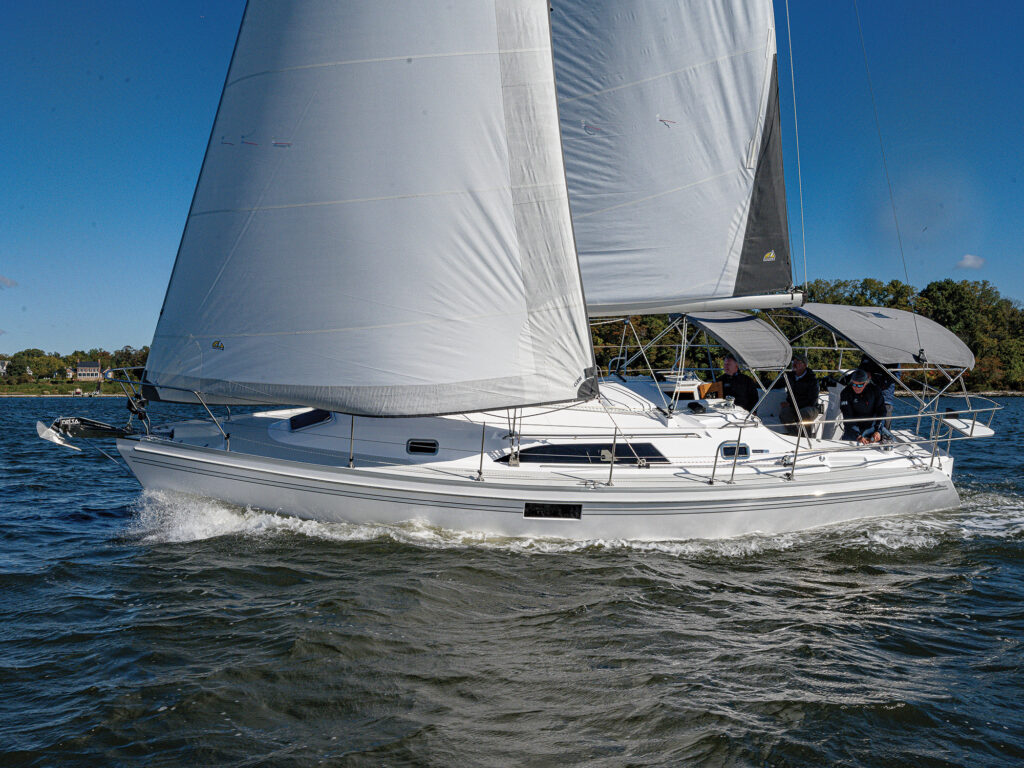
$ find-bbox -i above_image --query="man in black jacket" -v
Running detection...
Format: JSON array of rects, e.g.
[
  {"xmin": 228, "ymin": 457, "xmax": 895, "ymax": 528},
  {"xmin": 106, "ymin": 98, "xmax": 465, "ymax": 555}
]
[
  {"xmin": 775, "ymin": 355, "xmax": 819, "ymax": 435},
  {"xmin": 840, "ymin": 368, "xmax": 886, "ymax": 443},
  {"xmin": 720, "ymin": 354, "xmax": 759, "ymax": 412}
]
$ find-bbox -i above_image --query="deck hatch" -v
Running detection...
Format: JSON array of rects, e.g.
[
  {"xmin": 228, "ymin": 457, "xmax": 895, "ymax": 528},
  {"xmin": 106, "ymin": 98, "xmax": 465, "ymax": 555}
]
[
  {"xmin": 524, "ymin": 503, "xmax": 582, "ymax": 520},
  {"xmin": 720, "ymin": 443, "xmax": 750, "ymax": 459},
  {"xmin": 290, "ymin": 409, "xmax": 332, "ymax": 431}
]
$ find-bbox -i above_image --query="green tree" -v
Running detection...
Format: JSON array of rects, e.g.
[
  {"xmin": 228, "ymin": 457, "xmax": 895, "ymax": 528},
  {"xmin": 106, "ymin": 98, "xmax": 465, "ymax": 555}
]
[{"xmin": 592, "ymin": 278, "xmax": 1024, "ymax": 391}]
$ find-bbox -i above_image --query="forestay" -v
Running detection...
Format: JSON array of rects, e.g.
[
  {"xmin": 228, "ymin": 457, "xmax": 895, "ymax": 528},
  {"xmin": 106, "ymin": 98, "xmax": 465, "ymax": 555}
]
[
  {"xmin": 145, "ymin": 0, "xmax": 597, "ymax": 417},
  {"xmin": 797, "ymin": 303, "xmax": 975, "ymax": 368},
  {"xmin": 551, "ymin": 0, "xmax": 793, "ymax": 316},
  {"xmin": 685, "ymin": 311, "xmax": 792, "ymax": 370}
]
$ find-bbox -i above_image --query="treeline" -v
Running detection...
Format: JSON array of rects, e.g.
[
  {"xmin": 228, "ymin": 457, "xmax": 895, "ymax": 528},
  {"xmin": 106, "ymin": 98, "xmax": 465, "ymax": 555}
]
[
  {"xmin": 809, "ymin": 278, "xmax": 1024, "ymax": 389},
  {"xmin": 591, "ymin": 278, "xmax": 1024, "ymax": 391},
  {"xmin": 0, "ymin": 346, "xmax": 149, "ymax": 384},
  {"xmin": 3, "ymin": 278, "xmax": 1020, "ymax": 391}
]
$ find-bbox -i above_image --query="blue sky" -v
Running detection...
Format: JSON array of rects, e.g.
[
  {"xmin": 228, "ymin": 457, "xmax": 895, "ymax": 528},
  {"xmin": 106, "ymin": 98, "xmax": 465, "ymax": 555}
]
[
  {"xmin": 2, "ymin": 1, "xmax": 1022, "ymax": 355},
  {"xmin": 776, "ymin": 1, "xmax": 1024, "ymax": 293}
]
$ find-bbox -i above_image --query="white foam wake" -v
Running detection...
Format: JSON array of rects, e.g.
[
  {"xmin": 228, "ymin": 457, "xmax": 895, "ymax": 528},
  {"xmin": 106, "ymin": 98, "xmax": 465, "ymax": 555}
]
[{"xmin": 124, "ymin": 488, "xmax": 1023, "ymax": 555}]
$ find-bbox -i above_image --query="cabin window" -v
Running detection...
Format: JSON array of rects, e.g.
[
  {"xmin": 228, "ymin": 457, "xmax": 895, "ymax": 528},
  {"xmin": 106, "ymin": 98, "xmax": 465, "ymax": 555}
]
[
  {"xmin": 720, "ymin": 443, "xmax": 750, "ymax": 459},
  {"xmin": 406, "ymin": 439, "xmax": 439, "ymax": 455},
  {"xmin": 497, "ymin": 442, "xmax": 668, "ymax": 465},
  {"xmin": 289, "ymin": 409, "xmax": 332, "ymax": 431}
]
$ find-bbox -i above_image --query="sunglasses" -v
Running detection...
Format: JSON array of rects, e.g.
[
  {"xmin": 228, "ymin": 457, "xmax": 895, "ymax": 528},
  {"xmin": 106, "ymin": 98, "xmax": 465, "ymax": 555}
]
[{"xmin": 851, "ymin": 381, "xmax": 867, "ymax": 388}]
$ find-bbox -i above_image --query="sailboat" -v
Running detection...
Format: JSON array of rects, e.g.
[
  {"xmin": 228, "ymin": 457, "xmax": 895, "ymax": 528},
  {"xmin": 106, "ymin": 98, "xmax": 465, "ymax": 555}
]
[{"xmin": 42, "ymin": 0, "xmax": 997, "ymax": 539}]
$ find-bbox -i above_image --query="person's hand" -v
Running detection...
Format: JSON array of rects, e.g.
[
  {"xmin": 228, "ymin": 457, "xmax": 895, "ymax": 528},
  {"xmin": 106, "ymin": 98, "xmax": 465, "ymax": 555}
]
[{"xmin": 857, "ymin": 435, "xmax": 869, "ymax": 445}]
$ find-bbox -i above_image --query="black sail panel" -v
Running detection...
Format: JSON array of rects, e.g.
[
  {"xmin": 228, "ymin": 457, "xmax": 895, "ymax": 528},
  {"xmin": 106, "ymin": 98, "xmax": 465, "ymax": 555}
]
[{"xmin": 734, "ymin": 56, "xmax": 793, "ymax": 296}]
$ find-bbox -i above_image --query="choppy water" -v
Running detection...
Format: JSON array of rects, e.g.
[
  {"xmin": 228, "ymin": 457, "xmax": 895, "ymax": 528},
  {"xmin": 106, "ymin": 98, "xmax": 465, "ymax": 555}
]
[{"xmin": 2, "ymin": 397, "xmax": 1023, "ymax": 766}]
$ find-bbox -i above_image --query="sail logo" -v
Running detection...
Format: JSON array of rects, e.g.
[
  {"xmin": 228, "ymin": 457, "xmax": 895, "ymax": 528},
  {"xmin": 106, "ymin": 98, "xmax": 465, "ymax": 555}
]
[
  {"xmin": 212, "ymin": 340, "xmax": 225, "ymax": 351},
  {"xmin": 763, "ymin": 250, "xmax": 777, "ymax": 262}
]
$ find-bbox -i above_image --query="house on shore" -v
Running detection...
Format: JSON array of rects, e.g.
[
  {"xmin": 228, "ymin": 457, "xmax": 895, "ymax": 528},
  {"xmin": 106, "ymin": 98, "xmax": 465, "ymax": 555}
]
[{"xmin": 76, "ymin": 361, "xmax": 102, "ymax": 381}]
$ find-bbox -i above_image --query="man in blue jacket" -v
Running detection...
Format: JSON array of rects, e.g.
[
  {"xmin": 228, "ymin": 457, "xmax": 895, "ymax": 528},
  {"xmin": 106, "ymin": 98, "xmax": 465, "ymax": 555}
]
[
  {"xmin": 840, "ymin": 369, "xmax": 886, "ymax": 443},
  {"xmin": 860, "ymin": 355, "xmax": 898, "ymax": 429}
]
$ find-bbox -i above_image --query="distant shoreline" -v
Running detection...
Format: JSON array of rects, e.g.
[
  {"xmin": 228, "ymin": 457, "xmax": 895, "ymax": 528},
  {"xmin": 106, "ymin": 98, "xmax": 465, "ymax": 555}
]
[
  {"xmin": 3, "ymin": 391, "xmax": 1023, "ymax": 399},
  {"xmin": 896, "ymin": 391, "xmax": 1024, "ymax": 397},
  {"xmin": 0, "ymin": 393, "xmax": 126, "ymax": 398}
]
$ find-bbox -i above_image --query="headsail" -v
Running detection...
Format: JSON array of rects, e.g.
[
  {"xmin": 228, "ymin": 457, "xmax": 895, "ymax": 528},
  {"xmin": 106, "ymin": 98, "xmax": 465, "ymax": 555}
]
[
  {"xmin": 145, "ymin": 0, "xmax": 597, "ymax": 417},
  {"xmin": 552, "ymin": 0, "xmax": 794, "ymax": 316}
]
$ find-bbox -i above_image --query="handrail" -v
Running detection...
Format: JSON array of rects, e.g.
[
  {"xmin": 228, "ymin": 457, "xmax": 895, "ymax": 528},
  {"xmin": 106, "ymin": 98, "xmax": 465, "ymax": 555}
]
[
  {"xmin": 193, "ymin": 391, "xmax": 230, "ymax": 450},
  {"xmin": 110, "ymin": 367, "xmax": 998, "ymax": 474},
  {"xmin": 131, "ymin": 407, "xmax": 994, "ymax": 482},
  {"xmin": 160, "ymin": 398, "xmax": 995, "ymax": 453},
  {"xmin": 729, "ymin": 424, "xmax": 744, "ymax": 483}
]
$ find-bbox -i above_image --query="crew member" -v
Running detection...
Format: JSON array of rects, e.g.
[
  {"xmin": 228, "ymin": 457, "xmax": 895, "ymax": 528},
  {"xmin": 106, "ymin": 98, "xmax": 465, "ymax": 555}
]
[
  {"xmin": 720, "ymin": 354, "xmax": 759, "ymax": 412},
  {"xmin": 774, "ymin": 354, "xmax": 819, "ymax": 435},
  {"xmin": 840, "ymin": 369, "xmax": 886, "ymax": 443},
  {"xmin": 859, "ymin": 356, "xmax": 897, "ymax": 428}
]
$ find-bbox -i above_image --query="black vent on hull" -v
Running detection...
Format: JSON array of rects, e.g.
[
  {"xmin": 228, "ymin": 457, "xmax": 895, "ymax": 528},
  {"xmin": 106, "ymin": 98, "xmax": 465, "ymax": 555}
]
[{"xmin": 524, "ymin": 503, "xmax": 582, "ymax": 520}]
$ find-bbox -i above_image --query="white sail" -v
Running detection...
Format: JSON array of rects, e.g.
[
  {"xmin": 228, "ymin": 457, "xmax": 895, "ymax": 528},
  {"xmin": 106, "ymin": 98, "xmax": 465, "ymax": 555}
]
[
  {"xmin": 552, "ymin": 0, "xmax": 794, "ymax": 316},
  {"xmin": 144, "ymin": 0, "xmax": 597, "ymax": 416}
]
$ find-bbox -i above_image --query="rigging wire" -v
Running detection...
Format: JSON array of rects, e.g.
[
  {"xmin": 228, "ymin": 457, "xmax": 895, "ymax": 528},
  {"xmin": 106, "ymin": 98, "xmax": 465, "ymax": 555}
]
[
  {"xmin": 783, "ymin": 0, "xmax": 808, "ymax": 291},
  {"xmin": 852, "ymin": 0, "xmax": 924, "ymax": 355}
]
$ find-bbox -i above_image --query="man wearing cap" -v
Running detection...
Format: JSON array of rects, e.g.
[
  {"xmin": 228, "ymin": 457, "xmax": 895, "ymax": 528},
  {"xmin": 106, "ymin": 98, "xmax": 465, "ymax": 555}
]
[
  {"xmin": 773, "ymin": 354, "xmax": 819, "ymax": 436},
  {"xmin": 840, "ymin": 369, "xmax": 886, "ymax": 443},
  {"xmin": 720, "ymin": 354, "xmax": 759, "ymax": 412},
  {"xmin": 859, "ymin": 355, "xmax": 898, "ymax": 429}
]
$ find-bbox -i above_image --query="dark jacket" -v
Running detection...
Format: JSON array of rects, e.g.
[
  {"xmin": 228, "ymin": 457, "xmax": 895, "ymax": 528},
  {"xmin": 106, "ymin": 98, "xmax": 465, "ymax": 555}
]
[
  {"xmin": 773, "ymin": 369, "xmax": 819, "ymax": 409},
  {"xmin": 721, "ymin": 371, "xmax": 759, "ymax": 412},
  {"xmin": 840, "ymin": 381, "xmax": 886, "ymax": 438}
]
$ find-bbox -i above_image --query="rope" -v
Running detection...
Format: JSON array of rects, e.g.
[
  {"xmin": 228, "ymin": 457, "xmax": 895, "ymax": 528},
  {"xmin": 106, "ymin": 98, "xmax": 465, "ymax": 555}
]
[
  {"xmin": 612, "ymin": 319, "xmax": 629, "ymax": 375},
  {"xmin": 852, "ymin": 0, "xmax": 924, "ymax": 355},
  {"xmin": 628, "ymin": 320, "xmax": 671, "ymax": 412},
  {"xmin": 596, "ymin": 393, "xmax": 646, "ymax": 466}
]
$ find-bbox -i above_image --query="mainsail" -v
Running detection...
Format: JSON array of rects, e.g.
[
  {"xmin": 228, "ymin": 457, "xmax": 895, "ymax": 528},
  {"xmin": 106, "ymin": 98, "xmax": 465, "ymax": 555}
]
[
  {"xmin": 145, "ymin": 0, "xmax": 597, "ymax": 416},
  {"xmin": 552, "ymin": 0, "xmax": 794, "ymax": 316}
]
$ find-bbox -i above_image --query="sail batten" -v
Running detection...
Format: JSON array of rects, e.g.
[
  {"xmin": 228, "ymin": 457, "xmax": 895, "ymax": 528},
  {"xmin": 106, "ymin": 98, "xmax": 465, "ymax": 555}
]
[{"xmin": 145, "ymin": 0, "xmax": 596, "ymax": 417}]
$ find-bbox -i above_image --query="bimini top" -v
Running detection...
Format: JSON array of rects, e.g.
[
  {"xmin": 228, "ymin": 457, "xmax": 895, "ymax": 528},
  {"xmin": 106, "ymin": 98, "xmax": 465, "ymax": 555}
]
[
  {"xmin": 684, "ymin": 310, "xmax": 792, "ymax": 370},
  {"xmin": 797, "ymin": 303, "xmax": 975, "ymax": 368}
]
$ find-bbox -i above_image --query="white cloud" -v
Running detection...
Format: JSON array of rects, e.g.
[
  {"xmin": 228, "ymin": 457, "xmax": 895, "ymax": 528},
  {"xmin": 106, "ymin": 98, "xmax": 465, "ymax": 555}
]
[
  {"xmin": 956, "ymin": 253, "xmax": 985, "ymax": 269},
  {"xmin": 0, "ymin": 275, "xmax": 17, "ymax": 288}
]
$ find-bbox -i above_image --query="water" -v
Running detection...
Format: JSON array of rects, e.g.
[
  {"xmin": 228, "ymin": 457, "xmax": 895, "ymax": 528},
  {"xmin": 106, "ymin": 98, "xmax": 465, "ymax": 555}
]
[{"xmin": 3, "ymin": 397, "xmax": 1023, "ymax": 766}]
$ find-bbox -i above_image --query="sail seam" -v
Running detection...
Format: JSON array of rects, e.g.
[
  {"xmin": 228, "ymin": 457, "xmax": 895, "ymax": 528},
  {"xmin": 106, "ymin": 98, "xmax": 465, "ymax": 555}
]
[
  {"xmin": 557, "ymin": 45, "xmax": 761, "ymax": 106},
  {"xmin": 571, "ymin": 170, "xmax": 737, "ymax": 220},
  {"xmin": 225, "ymin": 48, "xmax": 547, "ymax": 88},
  {"xmin": 150, "ymin": 302, "xmax": 584, "ymax": 338},
  {"xmin": 188, "ymin": 185, "xmax": 567, "ymax": 218}
]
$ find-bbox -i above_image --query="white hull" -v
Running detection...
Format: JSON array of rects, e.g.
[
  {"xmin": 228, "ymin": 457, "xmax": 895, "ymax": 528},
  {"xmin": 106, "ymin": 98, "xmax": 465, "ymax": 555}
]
[
  {"xmin": 116, "ymin": 382, "xmax": 960, "ymax": 540},
  {"xmin": 118, "ymin": 437, "xmax": 956, "ymax": 540}
]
